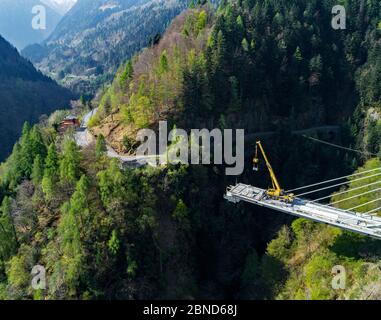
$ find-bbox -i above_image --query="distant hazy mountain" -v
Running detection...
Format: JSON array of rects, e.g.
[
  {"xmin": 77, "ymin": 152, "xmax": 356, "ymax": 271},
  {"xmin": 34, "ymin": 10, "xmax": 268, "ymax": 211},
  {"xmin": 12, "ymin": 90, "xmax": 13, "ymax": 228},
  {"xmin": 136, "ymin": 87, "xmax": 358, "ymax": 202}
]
[
  {"xmin": 41, "ymin": 0, "xmax": 77, "ymax": 15},
  {"xmin": 22, "ymin": 0, "xmax": 189, "ymax": 95},
  {"xmin": 0, "ymin": 35, "xmax": 73, "ymax": 160},
  {"xmin": 0, "ymin": 0, "xmax": 66, "ymax": 50}
]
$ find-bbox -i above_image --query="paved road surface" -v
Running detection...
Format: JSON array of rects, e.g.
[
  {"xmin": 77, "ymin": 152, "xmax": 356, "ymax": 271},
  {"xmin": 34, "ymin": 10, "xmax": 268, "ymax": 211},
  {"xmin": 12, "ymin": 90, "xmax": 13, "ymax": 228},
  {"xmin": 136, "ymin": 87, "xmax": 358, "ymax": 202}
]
[
  {"xmin": 74, "ymin": 109, "xmax": 341, "ymax": 168},
  {"xmin": 74, "ymin": 108, "xmax": 153, "ymax": 167}
]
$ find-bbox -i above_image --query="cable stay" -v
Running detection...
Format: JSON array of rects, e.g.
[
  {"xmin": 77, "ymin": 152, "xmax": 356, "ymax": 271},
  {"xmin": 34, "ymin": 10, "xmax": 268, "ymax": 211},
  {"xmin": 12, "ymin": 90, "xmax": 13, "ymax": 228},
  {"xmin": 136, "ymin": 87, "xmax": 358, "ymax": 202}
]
[
  {"xmin": 286, "ymin": 167, "xmax": 381, "ymax": 193},
  {"xmin": 365, "ymin": 206, "xmax": 381, "ymax": 215},
  {"xmin": 330, "ymin": 187, "xmax": 381, "ymax": 206},
  {"xmin": 311, "ymin": 180, "xmax": 381, "ymax": 203},
  {"xmin": 304, "ymin": 186, "xmax": 381, "ymax": 212},
  {"xmin": 345, "ymin": 197, "xmax": 381, "ymax": 212},
  {"xmin": 295, "ymin": 172, "xmax": 381, "ymax": 197}
]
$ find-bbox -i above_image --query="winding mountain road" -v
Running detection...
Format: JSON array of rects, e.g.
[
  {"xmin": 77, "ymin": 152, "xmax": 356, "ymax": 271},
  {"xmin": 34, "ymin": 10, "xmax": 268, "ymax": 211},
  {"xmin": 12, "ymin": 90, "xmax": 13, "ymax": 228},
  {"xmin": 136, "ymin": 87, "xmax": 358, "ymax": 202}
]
[
  {"xmin": 74, "ymin": 108, "xmax": 152, "ymax": 167},
  {"xmin": 74, "ymin": 109, "xmax": 341, "ymax": 167}
]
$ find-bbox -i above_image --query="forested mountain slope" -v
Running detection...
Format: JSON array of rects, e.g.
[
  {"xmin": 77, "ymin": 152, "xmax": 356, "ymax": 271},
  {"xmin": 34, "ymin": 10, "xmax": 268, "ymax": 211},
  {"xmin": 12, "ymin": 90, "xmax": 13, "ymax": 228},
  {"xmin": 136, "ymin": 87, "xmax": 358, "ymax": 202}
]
[
  {"xmin": 0, "ymin": 0, "xmax": 381, "ymax": 300},
  {"xmin": 22, "ymin": 0, "xmax": 190, "ymax": 95},
  {"xmin": 89, "ymin": 0, "xmax": 359, "ymax": 152},
  {"xmin": 0, "ymin": 35, "xmax": 73, "ymax": 161},
  {"xmin": 264, "ymin": 0, "xmax": 381, "ymax": 299}
]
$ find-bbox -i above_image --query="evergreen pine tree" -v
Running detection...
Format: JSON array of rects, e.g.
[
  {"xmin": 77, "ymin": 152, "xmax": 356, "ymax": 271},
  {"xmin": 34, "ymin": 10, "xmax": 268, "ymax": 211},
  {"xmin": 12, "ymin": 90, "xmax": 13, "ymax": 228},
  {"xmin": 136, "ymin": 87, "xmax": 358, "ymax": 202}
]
[
  {"xmin": 294, "ymin": 46, "xmax": 303, "ymax": 62},
  {"xmin": 0, "ymin": 197, "xmax": 17, "ymax": 267},
  {"xmin": 120, "ymin": 60, "xmax": 134, "ymax": 88},
  {"xmin": 60, "ymin": 140, "xmax": 81, "ymax": 185},
  {"xmin": 19, "ymin": 122, "xmax": 33, "ymax": 177},
  {"xmin": 31, "ymin": 155, "xmax": 44, "ymax": 185},
  {"xmin": 30, "ymin": 125, "xmax": 47, "ymax": 159},
  {"xmin": 159, "ymin": 51, "xmax": 169, "ymax": 74},
  {"xmin": 42, "ymin": 144, "xmax": 59, "ymax": 199},
  {"xmin": 95, "ymin": 134, "xmax": 107, "ymax": 160}
]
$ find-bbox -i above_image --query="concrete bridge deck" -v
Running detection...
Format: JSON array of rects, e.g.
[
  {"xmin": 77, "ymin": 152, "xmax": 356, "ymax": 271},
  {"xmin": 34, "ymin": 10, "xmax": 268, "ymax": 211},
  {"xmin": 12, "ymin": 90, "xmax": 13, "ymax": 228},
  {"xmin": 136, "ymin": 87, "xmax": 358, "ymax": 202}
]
[{"xmin": 225, "ymin": 183, "xmax": 381, "ymax": 240}]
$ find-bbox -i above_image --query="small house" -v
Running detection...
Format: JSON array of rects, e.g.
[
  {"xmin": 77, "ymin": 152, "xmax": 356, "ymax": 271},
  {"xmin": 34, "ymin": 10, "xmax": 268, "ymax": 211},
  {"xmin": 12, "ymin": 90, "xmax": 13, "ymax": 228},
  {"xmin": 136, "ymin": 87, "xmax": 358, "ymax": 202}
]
[{"xmin": 59, "ymin": 115, "xmax": 80, "ymax": 132}]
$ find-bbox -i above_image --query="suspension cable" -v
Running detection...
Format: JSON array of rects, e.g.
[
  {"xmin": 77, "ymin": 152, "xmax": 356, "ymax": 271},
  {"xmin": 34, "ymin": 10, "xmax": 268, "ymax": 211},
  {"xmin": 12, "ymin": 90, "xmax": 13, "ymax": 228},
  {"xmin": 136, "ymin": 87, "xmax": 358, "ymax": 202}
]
[
  {"xmin": 310, "ymin": 180, "xmax": 381, "ymax": 203},
  {"xmin": 287, "ymin": 167, "xmax": 381, "ymax": 193},
  {"xmin": 295, "ymin": 172, "xmax": 381, "ymax": 197},
  {"xmin": 330, "ymin": 187, "xmax": 381, "ymax": 206},
  {"xmin": 302, "ymin": 135, "xmax": 377, "ymax": 157}
]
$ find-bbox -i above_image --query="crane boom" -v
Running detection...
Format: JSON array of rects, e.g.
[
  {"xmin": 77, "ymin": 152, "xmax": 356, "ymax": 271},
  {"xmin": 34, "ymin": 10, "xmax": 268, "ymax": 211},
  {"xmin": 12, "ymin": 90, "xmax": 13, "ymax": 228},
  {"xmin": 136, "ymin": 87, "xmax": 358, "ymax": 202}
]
[{"xmin": 253, "ymin": 141, "xmax": 294, "ymax": 202}]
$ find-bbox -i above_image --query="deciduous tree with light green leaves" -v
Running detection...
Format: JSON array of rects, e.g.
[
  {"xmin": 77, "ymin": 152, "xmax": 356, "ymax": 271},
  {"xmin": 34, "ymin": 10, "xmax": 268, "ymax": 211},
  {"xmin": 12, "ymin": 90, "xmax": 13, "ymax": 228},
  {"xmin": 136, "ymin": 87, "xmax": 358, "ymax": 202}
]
[
  {"xmin": 196, "ymin": 10, "xmax": 207, "ymax": 34},
  {"xmin": 108, "ymin": 230, "xmax": 120, "ymax": 255}
]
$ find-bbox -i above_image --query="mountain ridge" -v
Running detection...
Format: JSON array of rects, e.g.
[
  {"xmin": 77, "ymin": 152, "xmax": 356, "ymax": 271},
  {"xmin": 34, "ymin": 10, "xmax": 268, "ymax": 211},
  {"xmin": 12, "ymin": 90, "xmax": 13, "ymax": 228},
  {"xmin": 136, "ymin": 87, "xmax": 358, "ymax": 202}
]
[
  {"xmin": 22, "ymin": 0, "xmax": 190, "ymax": 95},
  {"xmin": 0, "ymin": 35, "xmax": 74, "ymax": 160},
  {"xmin": 0, "ymin": 0, "xmax": 63, "ymax": 50},
  {"xmin": 41, "ymin": 0, "xmax": 77, "ymax": 15}
]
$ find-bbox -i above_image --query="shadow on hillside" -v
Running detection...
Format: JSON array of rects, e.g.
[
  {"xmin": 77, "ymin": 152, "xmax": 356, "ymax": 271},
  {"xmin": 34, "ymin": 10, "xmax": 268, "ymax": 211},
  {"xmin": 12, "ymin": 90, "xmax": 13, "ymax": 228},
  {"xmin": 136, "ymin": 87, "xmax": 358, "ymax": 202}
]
[{"xmin": 330, "ymin": 232, "xmax": 381, "ymax": 260}]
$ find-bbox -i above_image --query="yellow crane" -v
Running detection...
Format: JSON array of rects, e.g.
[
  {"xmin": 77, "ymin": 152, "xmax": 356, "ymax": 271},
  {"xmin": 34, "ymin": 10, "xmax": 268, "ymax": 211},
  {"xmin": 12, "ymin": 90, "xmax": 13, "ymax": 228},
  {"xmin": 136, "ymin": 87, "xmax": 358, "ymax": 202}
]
[{"xmin": 253, "ymin": 141, "xmax": 294, "ymax": 203}]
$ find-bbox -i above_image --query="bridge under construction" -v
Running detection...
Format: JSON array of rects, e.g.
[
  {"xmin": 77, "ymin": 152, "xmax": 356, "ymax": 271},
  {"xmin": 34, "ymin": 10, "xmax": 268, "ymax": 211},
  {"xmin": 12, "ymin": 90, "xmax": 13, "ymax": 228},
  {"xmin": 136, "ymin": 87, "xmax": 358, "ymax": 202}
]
[
  {"xmin": 225, "ymin": 183, "xmax": 381, "ymax": 240},
  {"xmin": 225, "ymin": 141, "xmax": 381, "ymax": 240}
]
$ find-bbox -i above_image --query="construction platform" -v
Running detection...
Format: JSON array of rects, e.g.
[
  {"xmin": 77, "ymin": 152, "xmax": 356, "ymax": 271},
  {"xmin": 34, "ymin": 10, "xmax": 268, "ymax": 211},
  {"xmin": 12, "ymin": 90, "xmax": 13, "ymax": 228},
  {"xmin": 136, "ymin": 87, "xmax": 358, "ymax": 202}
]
[{"xmin": 224, "ymin": 183, "xmax": 381, "ymax": 240}]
